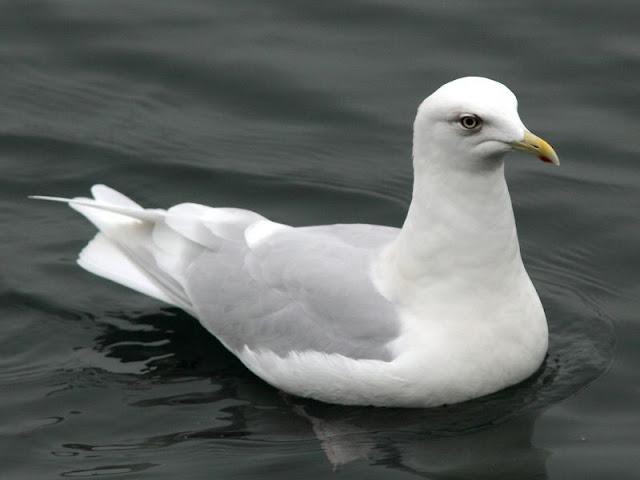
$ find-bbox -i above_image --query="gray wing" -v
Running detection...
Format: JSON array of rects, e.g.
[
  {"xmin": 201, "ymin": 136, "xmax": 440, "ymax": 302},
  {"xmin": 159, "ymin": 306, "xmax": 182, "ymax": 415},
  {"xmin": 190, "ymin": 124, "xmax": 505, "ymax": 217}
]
[{"xmin": 184, "ymin": 224, "xmax": 401, "ymax": 361}]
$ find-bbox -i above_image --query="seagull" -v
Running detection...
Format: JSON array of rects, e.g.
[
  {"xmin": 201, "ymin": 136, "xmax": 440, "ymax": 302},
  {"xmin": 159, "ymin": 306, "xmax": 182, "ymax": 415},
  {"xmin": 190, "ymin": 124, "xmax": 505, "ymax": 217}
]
[{"xmin": 34, "ymin": 77, "xmax": 559, "ymax": 408}]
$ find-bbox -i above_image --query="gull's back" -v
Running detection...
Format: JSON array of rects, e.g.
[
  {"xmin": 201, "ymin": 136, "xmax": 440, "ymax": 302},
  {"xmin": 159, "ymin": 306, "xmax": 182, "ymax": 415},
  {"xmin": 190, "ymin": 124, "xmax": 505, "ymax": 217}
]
[{"xmin": 185, "ymin": 222, "xmax": 401, "ymax": 362}]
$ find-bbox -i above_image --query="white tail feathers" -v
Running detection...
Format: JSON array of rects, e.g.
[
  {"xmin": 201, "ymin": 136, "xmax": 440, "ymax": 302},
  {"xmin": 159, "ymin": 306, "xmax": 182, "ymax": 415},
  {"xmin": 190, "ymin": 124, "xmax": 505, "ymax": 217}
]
[
  {"xmin": 78, "ymin": 233, "xmax": 174, "ymax": 305},
  {"xmin": 31, "ymin": 186, "xmax": 194, "ymax": 312},
  {"xmin": 32, "ymin": 184, "xmax": 275, "ymax": 314},
  {"xmin": 29, "ymin": 195, "xmax": 164, "ymax": 224}
]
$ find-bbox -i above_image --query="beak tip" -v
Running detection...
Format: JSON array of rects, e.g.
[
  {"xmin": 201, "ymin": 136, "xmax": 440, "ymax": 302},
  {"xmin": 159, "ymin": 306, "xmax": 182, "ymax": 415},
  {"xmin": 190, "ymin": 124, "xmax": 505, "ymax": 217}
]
[{"xmin": 539, "ymin": 155, "xmax": 560, "ymax": 166}]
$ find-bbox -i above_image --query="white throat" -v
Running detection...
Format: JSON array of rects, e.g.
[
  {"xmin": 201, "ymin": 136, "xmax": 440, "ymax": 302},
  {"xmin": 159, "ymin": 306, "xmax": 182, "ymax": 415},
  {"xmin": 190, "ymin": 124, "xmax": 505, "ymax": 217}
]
[{"xmin": 375, "ymin": 150, "xmax": 526, "ymax": 311}]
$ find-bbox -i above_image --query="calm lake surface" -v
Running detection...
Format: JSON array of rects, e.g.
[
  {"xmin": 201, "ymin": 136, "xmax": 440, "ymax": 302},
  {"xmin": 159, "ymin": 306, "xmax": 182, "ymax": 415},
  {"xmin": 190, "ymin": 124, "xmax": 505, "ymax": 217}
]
[{"xmin": 1, "ymin": 1, "xmax": 638, "ymax": 478}]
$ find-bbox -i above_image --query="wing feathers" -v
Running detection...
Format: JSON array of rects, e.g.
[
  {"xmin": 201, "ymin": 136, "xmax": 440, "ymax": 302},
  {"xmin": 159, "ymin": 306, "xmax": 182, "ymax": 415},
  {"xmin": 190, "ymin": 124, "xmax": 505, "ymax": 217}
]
[
  {"xmin": 32, "ymin": 186, "xmax": 270, "ymax": 315},
  {"xmin": 30, "ymin": 195, "xmax": 164, "ymax": 223},
  {"xmin": 90, "ymin": 184, "xmax": 143, "ymax": 209}
]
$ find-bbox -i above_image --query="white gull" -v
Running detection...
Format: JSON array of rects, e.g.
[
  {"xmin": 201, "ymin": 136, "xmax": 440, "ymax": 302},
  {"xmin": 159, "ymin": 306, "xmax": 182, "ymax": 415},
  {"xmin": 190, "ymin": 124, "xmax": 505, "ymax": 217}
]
[{"xmin": 34, "ymin": 77, "xmax": 559, "ymax": 407}]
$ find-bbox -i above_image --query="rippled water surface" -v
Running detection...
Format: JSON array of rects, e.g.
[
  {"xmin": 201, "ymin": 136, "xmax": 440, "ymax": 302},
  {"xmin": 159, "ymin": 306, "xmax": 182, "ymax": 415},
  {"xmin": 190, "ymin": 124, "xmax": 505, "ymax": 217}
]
[{"xmin": 1, "ymin": 1, "xmax": 638, "ymax": 478}]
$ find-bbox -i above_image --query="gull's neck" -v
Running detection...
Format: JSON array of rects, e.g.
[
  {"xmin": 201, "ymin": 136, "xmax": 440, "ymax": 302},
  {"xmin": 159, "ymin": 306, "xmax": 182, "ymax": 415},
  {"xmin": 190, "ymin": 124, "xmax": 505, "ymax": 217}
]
[{"xmin": 377, "ymin": 152, "xmax": 525, "ymax": 305}]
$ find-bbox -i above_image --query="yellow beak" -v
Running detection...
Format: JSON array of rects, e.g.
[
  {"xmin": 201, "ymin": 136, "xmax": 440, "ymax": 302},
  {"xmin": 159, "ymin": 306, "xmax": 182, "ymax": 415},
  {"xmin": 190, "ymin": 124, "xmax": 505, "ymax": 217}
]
[{"xmin": 511, "ymin": 130, "xmax": 560, "ymax": 166}]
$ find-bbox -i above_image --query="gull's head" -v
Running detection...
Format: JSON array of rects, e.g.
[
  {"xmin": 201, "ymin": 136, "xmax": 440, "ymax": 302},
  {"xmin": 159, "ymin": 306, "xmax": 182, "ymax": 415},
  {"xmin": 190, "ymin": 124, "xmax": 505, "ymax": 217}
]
[{"xmin": 413, "ymin": 77, "xmax": 559, "ymax": 171}]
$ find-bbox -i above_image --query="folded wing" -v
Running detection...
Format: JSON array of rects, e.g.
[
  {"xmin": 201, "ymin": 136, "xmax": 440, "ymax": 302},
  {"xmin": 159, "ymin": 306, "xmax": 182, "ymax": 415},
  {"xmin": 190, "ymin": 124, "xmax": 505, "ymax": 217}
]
[{"xmin": 35, "ymin": 185, "xmax": 401, "ymax": 362}]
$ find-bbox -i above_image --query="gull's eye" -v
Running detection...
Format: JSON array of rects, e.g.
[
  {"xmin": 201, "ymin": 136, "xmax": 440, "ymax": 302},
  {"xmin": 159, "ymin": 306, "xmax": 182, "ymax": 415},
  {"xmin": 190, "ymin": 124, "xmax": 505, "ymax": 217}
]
[{"xmin": 459, "ymin": 114, "xmax": 482, "ymax": 130}]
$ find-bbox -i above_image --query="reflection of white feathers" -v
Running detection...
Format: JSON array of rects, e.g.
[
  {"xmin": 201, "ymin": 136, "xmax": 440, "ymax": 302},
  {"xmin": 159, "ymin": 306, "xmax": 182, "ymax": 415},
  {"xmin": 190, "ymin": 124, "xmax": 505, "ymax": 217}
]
[{"xmin": 34, "ymin": 77, "xmax": 549, "ymax": 407}]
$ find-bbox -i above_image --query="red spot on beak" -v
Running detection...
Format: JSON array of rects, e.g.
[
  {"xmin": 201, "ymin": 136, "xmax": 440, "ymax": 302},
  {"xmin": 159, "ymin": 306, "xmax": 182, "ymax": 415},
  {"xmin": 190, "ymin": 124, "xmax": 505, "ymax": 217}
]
[{"xmin": 539, "ymin": 156, "xmax": 553, "ymax": 164}]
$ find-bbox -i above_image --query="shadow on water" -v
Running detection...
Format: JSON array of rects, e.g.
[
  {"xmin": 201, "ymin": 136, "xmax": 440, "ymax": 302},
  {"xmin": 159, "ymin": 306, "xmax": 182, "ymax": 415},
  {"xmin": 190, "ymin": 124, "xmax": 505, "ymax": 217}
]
[{"xmin": 76, "ymin": 282, "xmax": 613, "ymax": 479}]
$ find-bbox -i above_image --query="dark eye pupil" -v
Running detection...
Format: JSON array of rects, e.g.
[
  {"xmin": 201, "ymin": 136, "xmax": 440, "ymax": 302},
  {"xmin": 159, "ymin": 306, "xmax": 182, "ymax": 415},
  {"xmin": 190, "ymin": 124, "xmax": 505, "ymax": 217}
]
[
  {"xmin": 462, "ymin": 116, "xmax": 477, "ymax": 128},
  {"xmin": 460, "ymin": 115, "xmax": 481, "ymax": 130}
]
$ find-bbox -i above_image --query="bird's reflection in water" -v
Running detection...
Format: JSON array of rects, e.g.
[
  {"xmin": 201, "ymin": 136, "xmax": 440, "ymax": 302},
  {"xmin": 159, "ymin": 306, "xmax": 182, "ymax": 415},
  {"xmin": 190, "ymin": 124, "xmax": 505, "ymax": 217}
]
[
  {"xmin": 277, "ymin": 370, "xmax": 552, "ymax": 477},
  {"xmin": 88, "ymin": 305, "xmax": 610, "ymax": 478},
  {"xmin": 290, "ymin": 404, "xmax": 548, "ymax": 478}
]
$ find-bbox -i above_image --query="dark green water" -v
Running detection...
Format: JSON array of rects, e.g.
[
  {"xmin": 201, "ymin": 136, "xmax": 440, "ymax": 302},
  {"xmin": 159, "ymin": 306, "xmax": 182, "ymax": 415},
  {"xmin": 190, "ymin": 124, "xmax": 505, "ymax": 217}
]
[{"xmin": 1, "ymin": 1, "xmax": 638, "ymax": 478}]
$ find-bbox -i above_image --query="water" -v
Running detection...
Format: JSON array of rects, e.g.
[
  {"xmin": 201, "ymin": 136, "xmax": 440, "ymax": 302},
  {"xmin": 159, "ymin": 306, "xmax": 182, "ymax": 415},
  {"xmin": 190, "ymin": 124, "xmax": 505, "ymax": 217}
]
[{"xmin": 1, "ymin": 0, "xmax": 638, "ymax": 478}]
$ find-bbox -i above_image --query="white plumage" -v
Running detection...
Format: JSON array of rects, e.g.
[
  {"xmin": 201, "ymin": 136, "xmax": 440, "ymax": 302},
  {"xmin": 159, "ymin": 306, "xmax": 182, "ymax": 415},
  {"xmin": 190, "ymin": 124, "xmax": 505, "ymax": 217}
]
[{"xmin": 34, "ymin": 77, "xmax": 558, "ymax": 407}]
